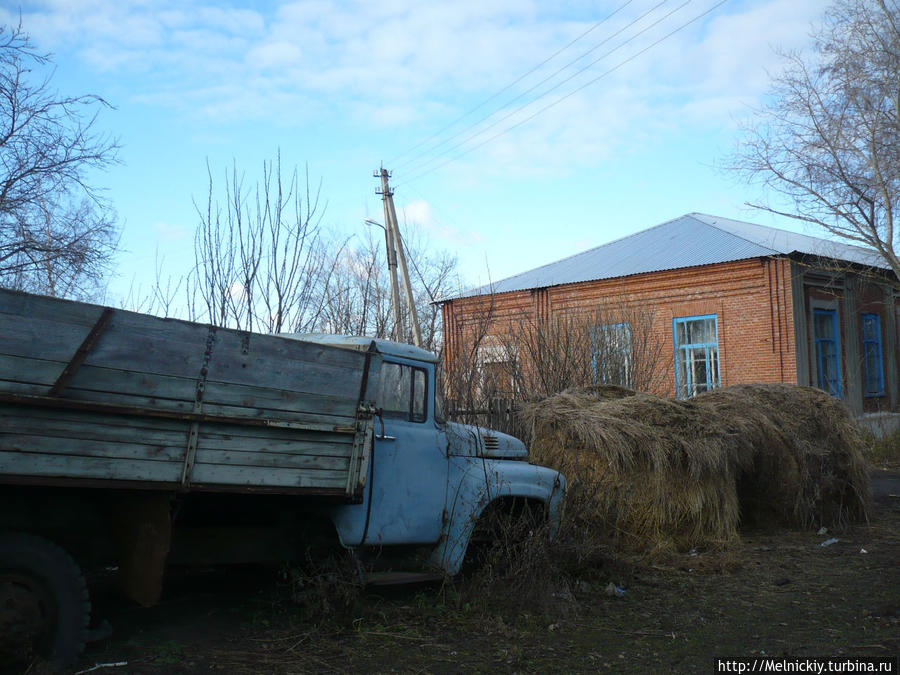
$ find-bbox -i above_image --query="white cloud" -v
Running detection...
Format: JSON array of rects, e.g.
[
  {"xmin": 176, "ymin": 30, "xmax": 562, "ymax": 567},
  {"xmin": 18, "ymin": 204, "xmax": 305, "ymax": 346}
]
[
  {"xmin": 228, "ymin": 281, "xmax": 246, "ymax": 301},
  {"xmin": 153, "ymin": 221, "xmax": 190, "ymax": 241},
  {"xmin": 398, "ymin": 198, "xmax": 483, "ymax": 246},
  {"xmin": 246, "ymin": 41, "xmax": 303, "ymax": 70},
  {"xmin": 400, "ymin": 199, "xmax": 435, "ymax": 228},
  {"xmin": 9, "ymin": 0, "xmax": 827, "ymax": 172}
]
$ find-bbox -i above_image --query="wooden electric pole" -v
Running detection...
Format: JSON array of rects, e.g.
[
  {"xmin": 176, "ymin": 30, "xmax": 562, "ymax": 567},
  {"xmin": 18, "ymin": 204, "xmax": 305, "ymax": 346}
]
[
  {"xmin": 375, "ymin": 168, "xmax": 422, "ymax": 347},
  {"xmin": 374, "ymin": 169, "xmax": 403, "ymax": 342}
]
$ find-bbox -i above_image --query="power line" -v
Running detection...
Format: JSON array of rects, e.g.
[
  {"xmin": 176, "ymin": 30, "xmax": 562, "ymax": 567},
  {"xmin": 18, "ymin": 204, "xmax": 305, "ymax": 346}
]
[
  {"xmin": 396, "ymin": 0, "xmax": 728, "ymax": 188},
  {"xmin": 394, "ymin": 1, "xmax": 672, "ymax": 175},
  {"xmin": 396, "ymin": 0, "xmax": 692, "ymax": 183},
  {"xmin": 386, "ymin": 0, "xmax": 637, "ymax": 168}
]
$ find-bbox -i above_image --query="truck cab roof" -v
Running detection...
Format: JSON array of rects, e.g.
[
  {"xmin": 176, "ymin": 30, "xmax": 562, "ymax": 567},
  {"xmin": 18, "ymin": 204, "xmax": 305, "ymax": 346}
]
[{"xmin": 282, "ymin": 333, "xmax": 440, "ymax": 364}]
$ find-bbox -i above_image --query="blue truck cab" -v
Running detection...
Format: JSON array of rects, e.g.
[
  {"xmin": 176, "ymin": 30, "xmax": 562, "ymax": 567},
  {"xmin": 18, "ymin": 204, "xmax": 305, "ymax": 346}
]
[{"xmin": 295, "ymin": 335, "xmax": 566, "ymax": 576}]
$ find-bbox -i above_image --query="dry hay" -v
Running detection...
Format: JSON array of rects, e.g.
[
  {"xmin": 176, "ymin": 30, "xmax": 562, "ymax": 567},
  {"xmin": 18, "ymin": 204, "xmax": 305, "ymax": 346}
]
[{"xmin": 520, "ymin": 384, "xmax": 870, "ymax": 556}]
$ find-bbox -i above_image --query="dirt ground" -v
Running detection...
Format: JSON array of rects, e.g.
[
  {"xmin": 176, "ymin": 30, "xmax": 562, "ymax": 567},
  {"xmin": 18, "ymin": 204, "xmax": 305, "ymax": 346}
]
[{"xmin": 57, "ymin": 471, "xmax": 899, "ymax": 674}]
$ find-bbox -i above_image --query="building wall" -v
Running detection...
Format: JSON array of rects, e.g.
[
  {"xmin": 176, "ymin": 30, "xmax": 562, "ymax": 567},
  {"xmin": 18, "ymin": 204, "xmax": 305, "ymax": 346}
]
[
  {"xmin": 442, "ymin": 257, "xmax": 797, "ymax": 399},
  {"xmin": 794, "ymin": 263, "xmax": 898, "ymax": 414}
]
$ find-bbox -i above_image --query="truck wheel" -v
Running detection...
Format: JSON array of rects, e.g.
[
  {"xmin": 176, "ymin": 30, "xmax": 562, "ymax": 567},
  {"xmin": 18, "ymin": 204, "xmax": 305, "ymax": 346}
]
[{"xmin": 0, "ymin": 532, "xmax": 91, "ymax": 667}]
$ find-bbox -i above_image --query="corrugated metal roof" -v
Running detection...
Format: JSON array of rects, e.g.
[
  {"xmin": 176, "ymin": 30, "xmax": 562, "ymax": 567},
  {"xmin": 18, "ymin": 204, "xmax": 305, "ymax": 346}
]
[{"xmin": 452, "ymin": 212, "xmax": 886, "ymax": 299}]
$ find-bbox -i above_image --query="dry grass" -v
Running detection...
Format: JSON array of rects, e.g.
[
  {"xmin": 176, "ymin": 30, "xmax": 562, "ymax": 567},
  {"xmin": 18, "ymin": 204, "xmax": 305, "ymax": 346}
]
[
  {"xmin": 521, "ymin": 384, "xmax": 870, "ymax": 557},
  {"xmin": 867, "ymin": 428, "xmax": 900, "ymax": 468}
]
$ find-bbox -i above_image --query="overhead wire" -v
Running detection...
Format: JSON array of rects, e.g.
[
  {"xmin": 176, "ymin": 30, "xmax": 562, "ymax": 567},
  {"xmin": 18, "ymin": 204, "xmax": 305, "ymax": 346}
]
[
  {"xmin": 386, "ymin": 0, "xmax": 637, "ymax": 168},
  {"xmin": 396, "ymin": 0, "xmax": 728, "ymax": 188},
  {"xmin": 396, "ymin": 0, "xmax": 688, "ymax": 181}
]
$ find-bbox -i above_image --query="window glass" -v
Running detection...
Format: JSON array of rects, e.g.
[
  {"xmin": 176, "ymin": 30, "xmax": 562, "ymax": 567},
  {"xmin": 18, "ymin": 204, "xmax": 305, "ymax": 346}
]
[
  {"xmin": 674, "ymin": 315, "xmax": 720, "ymax": 398},
  {"xmin": 677, "ymin": 317, "xmax": 715, "ymax": 346},
  {"xmin": 591, "ymin": 322, "xmax": 632, "ymax": 387},
  {"xmin": 433, "ymin": 389, "xmax": 446, "ymax": 424},
  {"xmin": 377, "ymin": 362, "xmax": 428, "ymax": 422},
  {"xmin": 861, "ymin": 314, "xmax": 879, "ymax": 341},
  {"xmin": 378, "ymin": 362, "xmax": 410, "ymax": 415},
  {"xmin": 812, "ymin": 308, "xmax": 841, "ymax": 397},
  {"xmin": 814, "ymin": 311, "xmax": 835, "ymax": 340},
  {"xmin": 861, "ymin": 313, "xmax": 884, "ymax": 396},
  {"xmin": 476, "ymin": 344, "xmax": 516, "ymax": 398},
  {"xmin": 412, "ymin": 368, "xmax": 427, "ymax": 422}
]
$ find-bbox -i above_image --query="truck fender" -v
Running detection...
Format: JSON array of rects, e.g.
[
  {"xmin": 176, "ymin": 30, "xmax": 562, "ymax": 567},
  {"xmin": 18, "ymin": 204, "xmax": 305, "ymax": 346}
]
[{"xmin": 428, "ymin": 460, "xmax": 565, "ymax": 576}]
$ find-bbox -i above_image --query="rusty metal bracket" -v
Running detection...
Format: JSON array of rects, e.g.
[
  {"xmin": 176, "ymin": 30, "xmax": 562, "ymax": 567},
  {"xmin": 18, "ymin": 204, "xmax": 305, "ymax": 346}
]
[
  {"xmin": 345, "ymin": 404, "xmax": 376, "ymax": 499},
  {"xmin": 48, "ymin": 308, "xmax": 114, "ymax": 397},
  {"xmin": 180, "ymin": 326, "xmax": 218, "ymax": 488}
]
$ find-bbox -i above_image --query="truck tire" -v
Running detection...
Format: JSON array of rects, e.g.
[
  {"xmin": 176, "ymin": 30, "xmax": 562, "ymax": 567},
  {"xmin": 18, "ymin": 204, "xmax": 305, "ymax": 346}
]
[{"xmin": 0, "ymin": 532, "xmax": 91, "ymax": 667}]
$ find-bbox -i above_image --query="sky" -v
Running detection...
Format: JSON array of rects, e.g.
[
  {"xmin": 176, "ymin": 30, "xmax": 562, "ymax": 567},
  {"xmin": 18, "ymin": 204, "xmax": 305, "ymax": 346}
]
[{"xmin": 4, "ymin": 0, "xmax": 828, "ymax": 302}]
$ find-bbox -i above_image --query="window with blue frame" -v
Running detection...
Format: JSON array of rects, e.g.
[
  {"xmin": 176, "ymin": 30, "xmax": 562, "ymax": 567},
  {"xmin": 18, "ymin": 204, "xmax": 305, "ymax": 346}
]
[
  {"xmin": 673, "ymin": 315, "xmax": 720, "ymax": 398},
  {"xmin": 590, "ymin": 322, "xmax": 632, "ymax": 388},
  {"xmin": 861, "ymin": 313, "xmax": 885, "ymax": 396},
  {"xmin": 813, "ymin": 308, "xmax": 842, "ymax": 397}
]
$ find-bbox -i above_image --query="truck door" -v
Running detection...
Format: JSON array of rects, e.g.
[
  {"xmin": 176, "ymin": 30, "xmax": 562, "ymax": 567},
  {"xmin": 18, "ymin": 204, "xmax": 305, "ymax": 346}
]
[{"xmin": 362, "ymin": 359, "xmax": 448, "ymax": 545}]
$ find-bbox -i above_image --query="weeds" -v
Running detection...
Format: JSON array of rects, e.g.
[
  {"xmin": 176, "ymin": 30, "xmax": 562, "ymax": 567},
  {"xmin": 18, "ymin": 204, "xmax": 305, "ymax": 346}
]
[
  {"xmin": 448, "ymin": 490, "xmax": 615, "ymax": 621},
  {"xmin": 149, "ymin": 640, "xmax": 187, "ymax": 665},
  {"xmin": 867, "ymin": 428, "xmax": 900, "ymax": 467},
  {"xmin": 281, "ymin": 549, "xmax": 362, "ymax": 620}
]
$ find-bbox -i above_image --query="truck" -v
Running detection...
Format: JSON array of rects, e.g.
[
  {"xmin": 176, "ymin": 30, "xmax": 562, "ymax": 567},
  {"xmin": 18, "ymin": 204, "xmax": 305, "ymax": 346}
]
[{"xmin": 0, "ymin": 287, "xmax": 565, "ymax": 666}]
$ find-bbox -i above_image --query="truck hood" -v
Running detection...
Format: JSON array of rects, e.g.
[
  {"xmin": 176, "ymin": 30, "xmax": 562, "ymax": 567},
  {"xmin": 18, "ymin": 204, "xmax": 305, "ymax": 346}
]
[{"xmin": 445, "ymin": 422, "xmax": 529, "ymax": 460}]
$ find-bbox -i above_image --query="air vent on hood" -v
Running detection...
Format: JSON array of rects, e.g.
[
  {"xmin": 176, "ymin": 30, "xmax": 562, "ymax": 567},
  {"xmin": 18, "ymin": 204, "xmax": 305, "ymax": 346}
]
[{"xmin": 482, "ymin": 434, "xmax": 499, "ymax": 450}]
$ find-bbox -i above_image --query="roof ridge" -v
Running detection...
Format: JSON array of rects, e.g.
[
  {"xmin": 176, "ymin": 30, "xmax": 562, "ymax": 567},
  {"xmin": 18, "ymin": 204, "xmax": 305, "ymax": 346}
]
[
  {"xmin": 690, "ymin": 211, "xmax": 880, "ymax": 257},
  {"xmin": 688, "ymin": 212, "xmax": 781, "ymax": 254}
]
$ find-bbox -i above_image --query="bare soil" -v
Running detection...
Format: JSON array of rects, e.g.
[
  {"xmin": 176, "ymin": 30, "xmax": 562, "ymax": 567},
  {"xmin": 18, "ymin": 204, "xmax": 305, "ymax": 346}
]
[{"xmin": 59, "ymin": 472, "xmax": 900, "ymax": 673}]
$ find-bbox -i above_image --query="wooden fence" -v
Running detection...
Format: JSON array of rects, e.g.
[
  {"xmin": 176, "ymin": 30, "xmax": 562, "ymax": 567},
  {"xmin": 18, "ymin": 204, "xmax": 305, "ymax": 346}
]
[{"xmin": 446, "ymin": 397, "xmax": 527, "ymax": 441}]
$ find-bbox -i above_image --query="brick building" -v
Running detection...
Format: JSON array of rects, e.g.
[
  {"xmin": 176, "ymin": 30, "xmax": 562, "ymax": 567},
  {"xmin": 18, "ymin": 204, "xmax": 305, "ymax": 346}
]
[{"xmin": 440, "ymin": 213, "xmax": 899, "ymax": 414}]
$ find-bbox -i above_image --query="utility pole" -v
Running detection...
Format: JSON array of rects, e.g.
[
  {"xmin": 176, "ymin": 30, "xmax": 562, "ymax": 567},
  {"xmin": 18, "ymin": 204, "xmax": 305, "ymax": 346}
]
[
  {"xmin": 375, "ymin": 168, "xmax": 422, "ymax": 347},
  {"xmin": 374, "ymin": 169, "xmax": 403, "ymax": 342}
]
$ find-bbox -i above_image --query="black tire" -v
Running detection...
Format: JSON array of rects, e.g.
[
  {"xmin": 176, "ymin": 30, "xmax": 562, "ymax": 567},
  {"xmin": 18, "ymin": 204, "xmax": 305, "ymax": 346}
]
[{"xmin": 0, "ymin": 532, "xmax": 91, "ymax": 668}]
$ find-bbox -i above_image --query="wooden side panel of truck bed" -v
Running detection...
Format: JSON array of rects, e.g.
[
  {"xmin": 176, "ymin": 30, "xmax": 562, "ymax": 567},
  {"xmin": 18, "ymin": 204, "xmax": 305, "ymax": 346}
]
[{"xmin": 0, "ymin": 289, "xmax": 378, "ymax": 499}]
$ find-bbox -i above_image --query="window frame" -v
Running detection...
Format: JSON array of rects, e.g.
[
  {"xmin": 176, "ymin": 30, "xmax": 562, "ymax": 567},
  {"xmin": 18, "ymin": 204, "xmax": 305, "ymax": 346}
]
[
  {"xmin": 812, "ymin": 307, "xmax": 842, "ymax": 398},
  {"xmin": 860, "ymin": 312, "xmax": 885, "ymax": 397},
  {"xmin": 476, "ymin": 343, "xmax": 517, "ymax": 398},
  {"xmin": 672, "ymin": 314, "xmax": 720, "ymax": 399},
  {"xmin": 590, "ymin": 321, "xmax": 633, "ymax": 388},
  {"xmin": 378, "ymin": 361, "xmax": 429, "ymax": 423}
]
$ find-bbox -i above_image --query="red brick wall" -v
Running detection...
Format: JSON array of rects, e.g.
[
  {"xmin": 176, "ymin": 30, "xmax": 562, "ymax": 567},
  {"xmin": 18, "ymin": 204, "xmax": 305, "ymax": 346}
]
[{"xmin": 442, "ymin": 257, "xmax": 797, "ymax": 398}]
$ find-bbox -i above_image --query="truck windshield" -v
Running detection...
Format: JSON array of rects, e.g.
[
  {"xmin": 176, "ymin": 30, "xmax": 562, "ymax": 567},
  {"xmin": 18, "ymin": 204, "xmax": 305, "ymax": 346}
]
[{"xmin": 379, "ymin": 362, "xmax": 427, "ymax": 422}]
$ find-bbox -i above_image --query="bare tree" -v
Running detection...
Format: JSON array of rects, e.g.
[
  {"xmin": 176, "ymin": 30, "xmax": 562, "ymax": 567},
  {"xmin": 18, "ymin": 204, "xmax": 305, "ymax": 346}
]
[
  {"xmin": 733, "ymin": 0, "xmax": 900, "ymax": 283},
  {"xmin": 316, "ymin": 226, "xmax": 458, "ymax": 352},
  {"xmin": 1, "ymin": 188, "xmax": 118, "ymax": 299},
  {"xmin": 389, "ymin": 227, "xmax": 458, "ymax": 351},
  {"xmin": 441, "ymin": 295, "xmax": 666, "ymax": 435},
  {"xmin": 0, "ymin": 20, "xmax": 119, "ymax": 295},
  {"xmin": 190, "ymin": 152, "xmax": 332, "ymax": 333},
  {"xmin": 489, "ymin": 302, "xmax": 665, "ymax": 399},
  {"xmin": 441, "ymin": 292, "xmax": 500, "ymax": 425},
  {"xmin": 133, "ymin": 154, "xmax": 460, "ymax": 350},
  {"xmin": 316, "ymin": 230, "xmax": 392, "ymax": 339}
]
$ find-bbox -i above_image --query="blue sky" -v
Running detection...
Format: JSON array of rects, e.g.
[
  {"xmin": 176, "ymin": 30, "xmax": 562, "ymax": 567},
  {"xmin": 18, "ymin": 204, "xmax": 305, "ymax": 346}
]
[{"xmin": 5, "ymin": 0, "xmax": 826, "ymax": 301}]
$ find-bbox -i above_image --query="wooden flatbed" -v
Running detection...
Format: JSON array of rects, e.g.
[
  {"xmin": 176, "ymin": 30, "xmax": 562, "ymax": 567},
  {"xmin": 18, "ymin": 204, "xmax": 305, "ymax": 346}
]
[{"xmin": 0, "ymin": 289, "xmax": 379, "ymax": 500}]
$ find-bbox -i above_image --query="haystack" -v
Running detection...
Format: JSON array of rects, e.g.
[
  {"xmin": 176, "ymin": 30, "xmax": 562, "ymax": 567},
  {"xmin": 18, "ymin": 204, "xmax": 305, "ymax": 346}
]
[{"xmin": 520, "ymin": 384, "xmax": 870, "ymax": 555}]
